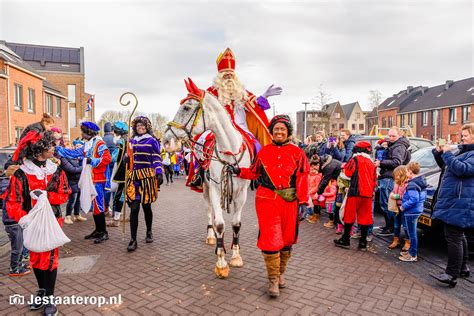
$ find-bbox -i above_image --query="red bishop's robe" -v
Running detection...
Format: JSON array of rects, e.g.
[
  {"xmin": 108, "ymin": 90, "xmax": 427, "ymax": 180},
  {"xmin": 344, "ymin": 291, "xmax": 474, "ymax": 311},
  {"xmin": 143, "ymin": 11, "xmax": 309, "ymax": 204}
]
[{"xmin": 239, "ymin": 141, "xmax": 310, "ymax": 251}]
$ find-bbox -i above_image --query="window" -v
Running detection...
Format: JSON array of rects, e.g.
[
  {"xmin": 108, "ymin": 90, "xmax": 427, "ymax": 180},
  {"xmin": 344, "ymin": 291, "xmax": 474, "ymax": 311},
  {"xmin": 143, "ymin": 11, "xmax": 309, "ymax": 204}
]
[
  {"xmin": 15, "ymin": 127, "xmax": 23, "ymax": 144},
  {"xmin": 400, "ymin": 114, "xmax": 406, "ymax": 127},
  {"xmin": 449, "ymin": 108, "xmax": 456, "ymax": 124},
  {"xmin": 68, "ymin": 84, "xmax": 76, "ymax": 103},
  {"xmin": 432, "ymin": 110, "xmax": 437, "ymax": 126},
  {"xmin": 14, "ymin": 84, "xmax": 23, "ymax": 111},
  {"xmin": 28, "ymin": 88, "xmax": 35, "ymax": 113},
  {"xmin": 332, "ymin": 124, "xmax": 337, "ymax": 130},
  {"xmin": 422, "ymin": 112, "xmax": 428, "ymax": 126},
  {"xmin": 56, "ymin": 97, "xmax": 61, "ymax": 117},
  {"xmin": 388, "ymin": 116, "xmax": 393, "ymax": 127},
  {"xmin": 356, "ymin": 113, "xmax": 361, "ymax": 119},
  {"xmin": 46, "ymin": 95, "xmax": 53, "ymax": 114},
  {"xmin": 69, "ymin": 106, "xmax": 77, "ymax": 128},
  {"xmin": 359, "ymin": 124, "xmax": 364, "ymax": 130},
  {"xmin": 339, "ymin": 123, "xmax": 344, "ymax": 130},
  {"xmin": 463, "ymin": 106, "xmax": 471, "ymax": 122},
  {"xmin": 382, "ymin": 117, "xmax": 387, "ymax": 128},
  {"xmin": 408, "ymin": 113, "xmax": 414, "ymax": 127},
  {"xmin": 352, "ymin": 124, "xmax": 356, "ymax": 130},
  {"xmin": 334, "ymin": 113, "xmax": 340, "ymax": 119}
]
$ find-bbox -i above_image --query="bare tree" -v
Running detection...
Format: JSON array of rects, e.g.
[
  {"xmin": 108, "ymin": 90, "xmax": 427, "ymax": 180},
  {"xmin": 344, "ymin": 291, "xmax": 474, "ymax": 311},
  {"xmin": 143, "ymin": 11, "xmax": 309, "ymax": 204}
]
[
  {"xmin": 312, "ymin": 84, "xmax": 332, "ymax": 110},
  {"xmin": 368, "ymin": 89, "xmax": 383, "ymax": 110},
  {"xmin": 148, "ymin": 112, "xmax": 169, "ymax": 139},
  {"xmin": 98, "ymin": 110, "xmax": 168, "ymax": 138}
]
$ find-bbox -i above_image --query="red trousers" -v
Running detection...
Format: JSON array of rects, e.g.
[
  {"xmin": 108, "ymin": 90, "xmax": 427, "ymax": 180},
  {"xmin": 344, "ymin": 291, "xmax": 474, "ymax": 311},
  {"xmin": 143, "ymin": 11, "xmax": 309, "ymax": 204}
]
[
  {"xmin": 255, "ymin": 187, "xmax": 299, "ymax": 252},
  {"xmin": 343, "ymin": 196, "xmax": 373, "ymax": 225},
  {"xmin": 30, "ymin": 217, "xmax": 62, "ymax": 271}
]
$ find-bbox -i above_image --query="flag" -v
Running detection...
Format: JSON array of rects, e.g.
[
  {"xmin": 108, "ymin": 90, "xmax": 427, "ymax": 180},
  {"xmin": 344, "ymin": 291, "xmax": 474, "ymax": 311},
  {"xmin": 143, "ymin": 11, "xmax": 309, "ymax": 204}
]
[{"xmin": 85, "ymin": 95, "xmax": 94, "ymax": 112}]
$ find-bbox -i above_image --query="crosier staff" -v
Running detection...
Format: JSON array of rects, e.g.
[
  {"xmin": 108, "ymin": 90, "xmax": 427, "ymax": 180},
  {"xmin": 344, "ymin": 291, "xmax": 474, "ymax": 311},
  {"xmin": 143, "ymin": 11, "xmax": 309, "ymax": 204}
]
[{"xmin": 119, "ymin": 92, "xmax": 138, "ymax": 234}]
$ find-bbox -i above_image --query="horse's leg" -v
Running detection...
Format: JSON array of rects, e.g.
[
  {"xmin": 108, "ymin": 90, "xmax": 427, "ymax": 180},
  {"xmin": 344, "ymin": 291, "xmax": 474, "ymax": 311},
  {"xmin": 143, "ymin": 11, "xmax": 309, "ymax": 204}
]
[
  {"xmin": 229, "ymin": 181, "xmax": 248, "ymax": 267},
  {"xmin": 209, "ymin": 184, "xmax": 229, "ymax": 278},
  {"xmin": 203, "ymin": 184, "xmax": 216, "ymax": 245}
]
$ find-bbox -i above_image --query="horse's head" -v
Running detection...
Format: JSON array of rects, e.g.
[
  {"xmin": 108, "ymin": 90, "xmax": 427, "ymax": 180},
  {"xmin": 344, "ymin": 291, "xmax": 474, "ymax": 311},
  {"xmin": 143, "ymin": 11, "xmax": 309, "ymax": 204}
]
[{"xmin": 164, "ymin": 78, "xmax": 206, "ymax": 152}]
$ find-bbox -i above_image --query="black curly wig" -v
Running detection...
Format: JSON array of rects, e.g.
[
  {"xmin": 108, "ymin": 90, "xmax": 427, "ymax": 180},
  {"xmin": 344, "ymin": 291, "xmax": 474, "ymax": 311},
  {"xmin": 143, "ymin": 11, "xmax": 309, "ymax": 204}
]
[
  {"xmin": 131, "ymin": 116, "xmax": 154, "ymax": 138},
  {"xmin": 19, "ymin": 131, "xmax": 56, "ymax": 161}
]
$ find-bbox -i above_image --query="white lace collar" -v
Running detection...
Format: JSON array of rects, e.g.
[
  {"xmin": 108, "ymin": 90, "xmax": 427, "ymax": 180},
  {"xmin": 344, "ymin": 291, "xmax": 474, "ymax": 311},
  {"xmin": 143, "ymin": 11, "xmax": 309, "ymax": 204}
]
[
  {"xmin": 20, "ymin": 159, "xmax": 57, "ymax": 179},
  {"xmin": 352, "ymin": 152, "xmax": 373, "ymax": 160},
  {"xmin": 133, "ymin": 134, "xmax": 152, "ymax": 141},
  {"xmin": 84, "ymin": 136, "xmax": 103, "ymax": 153}
]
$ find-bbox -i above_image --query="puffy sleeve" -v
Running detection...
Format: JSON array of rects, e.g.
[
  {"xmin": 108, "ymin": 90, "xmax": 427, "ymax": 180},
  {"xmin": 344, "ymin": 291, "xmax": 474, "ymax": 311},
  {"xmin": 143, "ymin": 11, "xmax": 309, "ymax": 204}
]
[
  {"xmin": 56, "ymin": 146, "xmax": 84, "ymax": 159},
  {"xmin": 5, "ymin": 173, "xmax": 28, "ymax": 222},
  {"xmin": 239, "ymin": 156, "xmax": 263, "ymax": 180},
  {"xmin": 90, "ymin": 142, "xmax": 112, "ymax": 168},
  {"xmin": 443, "ymin": 151, "xmax": 474, "ymax": 177},
  {"xmin": 48, "ymin": 170, "xmax": 71, "ymax": 205},
  {"xmin": 296, "ymin": 149, "xmax": 310, "ymax": 205},
  {"xmin": 152, "ymin": 139, "xmax": 163, "ymax": 176},
  {"xmin": 344, "ymin": 157, "xmax": 356, "ymax": 177}
]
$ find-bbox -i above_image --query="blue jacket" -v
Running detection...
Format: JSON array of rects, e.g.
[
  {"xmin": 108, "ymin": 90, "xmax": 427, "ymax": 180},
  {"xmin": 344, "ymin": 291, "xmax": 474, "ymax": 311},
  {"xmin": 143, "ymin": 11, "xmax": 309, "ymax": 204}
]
[
  {"xmin": 433, "ymin": 144, "xmax": 474, "ymax": 228},
  {"xmin": 342, "ymin": 135, "xmax": 356, "ymax": 162},
  {"xmin": 320, "ymin": 144, "xmax": 344, "ymax": 161},
  {"xmin": 401, "ymin": 176, "xmax": 427, "ymax": 216}
]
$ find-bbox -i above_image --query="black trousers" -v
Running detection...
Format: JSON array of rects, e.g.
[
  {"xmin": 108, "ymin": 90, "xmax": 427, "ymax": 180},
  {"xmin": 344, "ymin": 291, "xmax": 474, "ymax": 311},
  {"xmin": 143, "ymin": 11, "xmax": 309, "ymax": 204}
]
[
  {"xmin": 444, "ymin": 224, "xmax": 469, "ymax": 278},
  {"xmin": 129, "ymin": 201, "xmax": 153, "ymax": 240},
  {"xmin": 113, "ymin": 183, "xmax": 125, "ymax": 215},
  {"xmin": 33, "ymin": 268, "xmax": 57, "ymax": 296}
]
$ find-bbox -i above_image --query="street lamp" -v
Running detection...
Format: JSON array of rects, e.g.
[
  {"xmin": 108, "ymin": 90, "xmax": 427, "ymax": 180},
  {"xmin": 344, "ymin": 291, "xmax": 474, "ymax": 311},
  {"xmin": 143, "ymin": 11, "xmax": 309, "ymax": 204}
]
[{"xmin": 302, "ymin": 101, "xmax": 310, "ymax": 140}]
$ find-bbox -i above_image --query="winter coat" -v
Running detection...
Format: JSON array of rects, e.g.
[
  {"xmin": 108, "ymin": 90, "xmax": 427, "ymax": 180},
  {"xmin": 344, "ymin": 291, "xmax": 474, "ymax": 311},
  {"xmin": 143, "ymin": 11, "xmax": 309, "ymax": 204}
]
[
  {"xmin": 317, "ymin": 155, "xmax": 342, "ymax": 195},
  {"xmin": 342, "ymin": 135, "xmax": 357, "ymax": 162},
  {"xmin": 379, "ymin": 137, "xmax": 411, "ymax": 180},
  {"xmin": 392, "ymin": 182, "xmax": 408, "ymax": 207},
  {"xmin": 344, "ymin": 153, "xmax": 377, "ymax": 198},
  {"xmin": 322, "ymin": 180, "xmax": 337, "ymax": 203},
  {"xmin": 305, "ymin": 141, "xmax": 326, "ymax": 161},
  {"xmin": 319, "ymin": 143, "xmax": 344, "ymax": 161},
  {"xmin": 433, "ymin": 144, "xmax": 474, "ymax": 228},
  {"xmin": 19, "ymin": 122, "xmax": 45, "ymax": 140},
  {"xmin": 309, "ymin": 173, "xmax": 322, "ymax": 200},
  {"xmin": 401, "ymin": 176, "xmax": 427, "ymax": 216},
  {"xmin": 375, "ymin": 146, "xmax": 388, "ymax": 161},
  {"xmin": 60, "ymin": 156, "xmax": 83, "ymax": 193}
]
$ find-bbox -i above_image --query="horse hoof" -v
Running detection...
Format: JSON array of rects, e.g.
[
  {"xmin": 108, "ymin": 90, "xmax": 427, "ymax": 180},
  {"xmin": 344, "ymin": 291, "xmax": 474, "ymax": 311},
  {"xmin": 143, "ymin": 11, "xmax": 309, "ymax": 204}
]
[
  {"xmin": 206, "ymin": 237, "xmax": 216, "ymax": 245},
  {"xmin": 214, "ymin": 264, "xmax": 230, "ymax": 278},
  {"xmin": 229, "ymin": 256, "xmax": 243, "ymax": 267}
]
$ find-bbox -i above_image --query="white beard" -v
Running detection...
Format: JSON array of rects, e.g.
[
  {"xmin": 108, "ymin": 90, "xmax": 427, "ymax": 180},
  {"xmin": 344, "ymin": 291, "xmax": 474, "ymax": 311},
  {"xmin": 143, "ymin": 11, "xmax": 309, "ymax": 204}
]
[{"xmin": 213, "ymin": 74, "xmax": 247, "ymax": 106}]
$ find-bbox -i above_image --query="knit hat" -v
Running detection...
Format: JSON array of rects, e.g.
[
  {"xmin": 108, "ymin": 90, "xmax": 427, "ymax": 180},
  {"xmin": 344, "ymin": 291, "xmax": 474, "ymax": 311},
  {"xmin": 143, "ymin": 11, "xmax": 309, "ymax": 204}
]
[{"xmin": 268, "ymin": 114, "xmax": 293, "ymax": 136}]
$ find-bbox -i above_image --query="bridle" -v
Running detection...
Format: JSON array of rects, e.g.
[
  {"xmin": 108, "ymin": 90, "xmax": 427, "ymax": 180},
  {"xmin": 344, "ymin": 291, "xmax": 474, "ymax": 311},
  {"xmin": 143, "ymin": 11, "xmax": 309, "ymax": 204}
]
[
  {"xmin": 166, "ymin": 99, "xmax": 206, "ymax": 147},
  {"xmin": 165, "ymin": 96, "xmax": 248, "ymax": 214}
]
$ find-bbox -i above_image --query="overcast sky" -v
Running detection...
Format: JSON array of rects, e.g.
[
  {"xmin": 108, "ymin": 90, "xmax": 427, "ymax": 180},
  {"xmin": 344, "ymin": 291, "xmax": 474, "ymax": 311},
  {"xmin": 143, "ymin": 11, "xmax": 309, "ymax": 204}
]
[{"xmin": 1, "ymin": 0, "xmax": 472, "ymax": 121}]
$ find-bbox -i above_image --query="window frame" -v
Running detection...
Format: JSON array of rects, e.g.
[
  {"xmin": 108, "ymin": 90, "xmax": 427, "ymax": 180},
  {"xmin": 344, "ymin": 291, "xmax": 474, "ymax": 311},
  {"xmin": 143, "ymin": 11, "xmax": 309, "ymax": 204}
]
[
  {"xmin": 449, "ymin": 108, "xmax": 456, "ymax": 125},
  {"xmin": 422, "ymin": 111, "xmax": 428, "ymax": 126},
  {"xmin": 27, "ymin": 88, "xmax": 35, "ymax": 113},
  {"xmin": 55, "ymin": 97, "xmax": 61, "ymax": 117},
  {"xmin": 462, "ymin": 106, "xmax": 471, "ymax": 123},
  {"xmin": 14, "ymin": 83, "xmax": 23, "ymax": 111}
]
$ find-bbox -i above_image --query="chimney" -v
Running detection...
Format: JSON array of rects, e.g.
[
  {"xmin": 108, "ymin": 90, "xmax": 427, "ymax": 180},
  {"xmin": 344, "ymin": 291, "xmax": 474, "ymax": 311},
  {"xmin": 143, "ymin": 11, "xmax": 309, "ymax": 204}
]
[
  {"xmin": 445, "ymin": 80, "xmax": 454, "ymax": 90},
  {"xmin": 406, "ymin": 86, "xmax": 414, "ymax": 94},
  {"xmin": 421, "ymin": 87, "xmax": 428, "ymax": 95}
]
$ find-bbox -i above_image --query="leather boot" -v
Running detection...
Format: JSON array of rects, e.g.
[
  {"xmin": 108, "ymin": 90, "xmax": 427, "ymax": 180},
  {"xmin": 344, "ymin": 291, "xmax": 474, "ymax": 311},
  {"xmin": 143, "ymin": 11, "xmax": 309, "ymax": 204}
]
[
  {"xmin": 279, "ymin": 251, "xmax": 291, "ymax": 289},
  {"xmin": 127, "ymin": 239, "xmax": 138, "ymax": 252},
  {"xmin": 262, "ymin": 253, "xmax": 280, "ymax": 298},
  {"xmin": 388, "ymin": 237, "xmax": 400, "ymax": 249}
]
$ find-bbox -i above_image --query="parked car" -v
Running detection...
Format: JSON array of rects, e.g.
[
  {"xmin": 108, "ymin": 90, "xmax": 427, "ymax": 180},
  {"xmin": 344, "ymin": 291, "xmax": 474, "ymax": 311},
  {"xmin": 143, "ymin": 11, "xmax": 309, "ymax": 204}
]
[{"xmin": 353, "ymin": 136, "xmax": 434, "ymax": 154}]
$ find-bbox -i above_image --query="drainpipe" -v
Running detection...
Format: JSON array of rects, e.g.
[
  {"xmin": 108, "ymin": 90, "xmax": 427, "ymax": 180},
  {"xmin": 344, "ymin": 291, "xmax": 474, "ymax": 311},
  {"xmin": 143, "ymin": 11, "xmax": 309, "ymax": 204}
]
[{"xmin": 6, "ymin": 65, "xmax": 11, "ymax": 145}]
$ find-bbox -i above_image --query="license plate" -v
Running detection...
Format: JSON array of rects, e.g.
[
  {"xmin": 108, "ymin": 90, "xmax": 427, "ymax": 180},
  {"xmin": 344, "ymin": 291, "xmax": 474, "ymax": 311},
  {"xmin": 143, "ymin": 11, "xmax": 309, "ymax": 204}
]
[{"xmin": 418, "ymin": 215, "xmax": 432, "ymax": 227}]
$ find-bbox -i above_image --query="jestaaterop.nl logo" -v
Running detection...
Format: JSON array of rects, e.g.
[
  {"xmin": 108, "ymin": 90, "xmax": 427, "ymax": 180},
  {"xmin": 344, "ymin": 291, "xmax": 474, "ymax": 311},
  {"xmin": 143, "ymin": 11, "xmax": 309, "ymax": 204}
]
[{"xmin": 9, "ymin": 294, "xmax": 122, "ymax": 308}]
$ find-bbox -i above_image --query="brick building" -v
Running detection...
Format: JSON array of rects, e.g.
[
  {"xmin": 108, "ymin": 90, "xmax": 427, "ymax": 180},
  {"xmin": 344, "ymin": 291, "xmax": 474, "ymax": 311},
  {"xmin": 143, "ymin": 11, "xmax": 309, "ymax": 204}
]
[
  {"xmin": 0, "ymin": 42, "xmax": 66, "ymax": 146},
  {"xmin": 296, "ymin": 110, "xmax": 329, "ymax": 141},
  {"xmin": 368, "ymin": 78, "xmax": 474, "ymax": 142},
  {"xmin": 5, "ymin": 42, "xmax": 93, "ymax": 140}
]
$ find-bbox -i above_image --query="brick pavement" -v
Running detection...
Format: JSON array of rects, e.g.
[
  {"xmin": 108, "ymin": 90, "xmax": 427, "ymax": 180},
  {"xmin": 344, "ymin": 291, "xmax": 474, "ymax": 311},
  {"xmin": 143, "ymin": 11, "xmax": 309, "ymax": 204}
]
[{"xmin": 0, "ymin": 177, "xmax": 472, "ymax": 315}]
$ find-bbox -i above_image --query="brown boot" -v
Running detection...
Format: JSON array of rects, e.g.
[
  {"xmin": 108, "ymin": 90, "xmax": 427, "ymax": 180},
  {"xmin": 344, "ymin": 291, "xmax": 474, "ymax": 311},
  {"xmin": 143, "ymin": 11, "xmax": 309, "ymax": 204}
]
[
  {"xmin": 388, "ymin": 237, "xmax": 400, "ymax": 249},
  {"xmin": 401, "ymin": 240, "xmax": 410, "ymax": 253},
  {"xmin": 306, "ymin": 214, "xmax": 320, "ymax": 224},
  {"xmin": 262, "ymin": 253, "xmax": 280, "ymax": 298},
  {"xmin": 279, "ymin": 251, "xmax": 291, "ymax": 288}
]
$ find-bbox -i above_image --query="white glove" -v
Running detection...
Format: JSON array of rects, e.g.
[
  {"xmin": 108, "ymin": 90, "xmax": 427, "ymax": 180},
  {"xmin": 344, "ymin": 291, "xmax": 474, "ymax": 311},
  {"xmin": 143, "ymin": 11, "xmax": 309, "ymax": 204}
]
[{"xmin": 261, "ymin": 84, "xmax": 283, "ymax": 98}]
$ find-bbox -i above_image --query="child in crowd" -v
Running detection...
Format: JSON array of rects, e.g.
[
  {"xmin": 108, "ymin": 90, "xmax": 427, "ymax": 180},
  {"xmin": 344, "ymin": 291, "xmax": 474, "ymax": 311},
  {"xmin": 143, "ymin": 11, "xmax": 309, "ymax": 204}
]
[
  {"xmin": 322, "ymin": 178, "xmax": 338, "ymax": 228},
  {"xmin": 399, "ymin": 161, "xmax": 427, "ymax": 262},
  {"xmin": 306, "ymin": 160, "xmax": 323, "ymax": 223},
  {"xmin": 388, "ymin": 165, "xmax": 409, "ymax": 250},
  {"xmin": 375, "ymin": 137, "xmax": 389, "ymax": 162}
]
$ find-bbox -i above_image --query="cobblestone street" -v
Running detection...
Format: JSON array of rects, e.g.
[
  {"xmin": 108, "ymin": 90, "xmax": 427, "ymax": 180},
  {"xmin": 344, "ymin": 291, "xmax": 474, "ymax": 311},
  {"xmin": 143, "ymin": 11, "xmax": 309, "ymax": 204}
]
[{"xmin": 0, "ymin": 177, "xmax": 472, "ymax": 315}]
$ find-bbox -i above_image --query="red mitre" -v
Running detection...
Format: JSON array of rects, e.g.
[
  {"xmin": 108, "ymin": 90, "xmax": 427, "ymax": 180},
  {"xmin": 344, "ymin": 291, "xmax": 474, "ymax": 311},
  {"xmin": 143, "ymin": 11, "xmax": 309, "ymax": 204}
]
[{"xmin": 216, "ymin": 48, "xmax": 235, "ymax": 73}]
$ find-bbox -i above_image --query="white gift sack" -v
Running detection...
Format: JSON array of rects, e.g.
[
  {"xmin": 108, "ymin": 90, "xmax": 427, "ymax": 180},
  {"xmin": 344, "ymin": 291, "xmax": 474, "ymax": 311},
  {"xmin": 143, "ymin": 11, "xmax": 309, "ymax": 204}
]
[
  {"xmin": 78, "ymin": 160, "xmax": 97, "ymax": 214},
  {"xmin": 338, "ymin": 193, "xmax": 348, "ymax": 224},
  {"xmin": 19, "ymin": 191, "xmax": 71, "ymax": 252}
]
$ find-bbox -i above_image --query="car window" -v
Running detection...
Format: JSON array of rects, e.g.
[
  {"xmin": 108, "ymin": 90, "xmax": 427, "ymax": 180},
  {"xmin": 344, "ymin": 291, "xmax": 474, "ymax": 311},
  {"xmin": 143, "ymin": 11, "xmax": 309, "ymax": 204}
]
[{"xmin": 411, "ymin": 148, "xmax": 436, "ymax": 168}]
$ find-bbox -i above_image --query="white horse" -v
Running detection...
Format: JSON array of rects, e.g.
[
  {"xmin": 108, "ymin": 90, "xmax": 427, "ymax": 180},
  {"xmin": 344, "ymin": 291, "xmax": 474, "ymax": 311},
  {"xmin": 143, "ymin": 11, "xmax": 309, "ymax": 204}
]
[{"xmin": 164, "ymin": 78, "xmax": 251, "ymax": 278}]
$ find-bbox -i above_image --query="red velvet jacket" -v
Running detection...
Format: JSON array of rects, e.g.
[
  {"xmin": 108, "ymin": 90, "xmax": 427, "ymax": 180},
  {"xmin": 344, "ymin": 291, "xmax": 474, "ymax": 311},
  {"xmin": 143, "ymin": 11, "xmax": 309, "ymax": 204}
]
[
  {"xmin": 344, "ymin": 153, "xmax": 377, "ymax": 198},
  {"xmin": 239, "ymin": 141, "xmax": 310, "ymax": 204}
]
